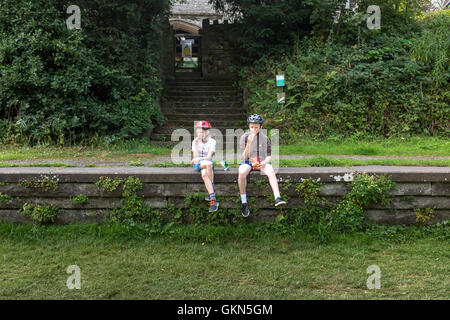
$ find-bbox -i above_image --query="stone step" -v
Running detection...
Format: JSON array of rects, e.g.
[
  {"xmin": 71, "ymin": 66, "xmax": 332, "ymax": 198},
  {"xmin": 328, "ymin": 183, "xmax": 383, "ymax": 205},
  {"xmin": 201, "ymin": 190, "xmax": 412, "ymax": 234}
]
[
  {"xmin": 167, "ymin": 81, "xmax": 236, "ymax": 86},
  {"xmin": 166, "ymin": 85, "xmax": 236, "ymax": 91},
  {"xmin": 171, "ymin": 75, "xmax": 231, "ymax": 81},
  {"xmin": 164, "ymin": 113, "xmax": 244, "ymax": 121},
  {"xmin": 150, "ymin": 134, "xmax": 173, "ymax": 141},
  {"xmin": 154, "ymin": 126, "xmax": 247, "ymax": 134},
  {"xmin": 165, "ymin": 90, "xmax": 240, "ymax": 97},
  {"xmin": 169, "ymin": 101, "xmax": 242, "ymax": 108},
  {"xmin": 173, "ymin": 72, "xmax": 202, "ymax": 78},
  {"xmin": 151, "ymin": 133, "xmax": 245, "ymax": 142},
  {"xmin": 165, "ymin": 96, "xmax": 241, "ymax": 103},
  {"xmin": 163, "ymin": 117, "xmax": 245, "ymax": 128},
  {"xmin": 168, "ymin": 108, "xmax": 246, "ymax": 114}
]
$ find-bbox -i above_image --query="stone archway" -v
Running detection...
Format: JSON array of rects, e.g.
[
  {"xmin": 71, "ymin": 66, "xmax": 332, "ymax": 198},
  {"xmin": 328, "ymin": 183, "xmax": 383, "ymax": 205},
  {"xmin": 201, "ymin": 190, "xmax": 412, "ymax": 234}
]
[{"xmin": 169, "ymin": 19, "xmax": 200, "ymax": 34}]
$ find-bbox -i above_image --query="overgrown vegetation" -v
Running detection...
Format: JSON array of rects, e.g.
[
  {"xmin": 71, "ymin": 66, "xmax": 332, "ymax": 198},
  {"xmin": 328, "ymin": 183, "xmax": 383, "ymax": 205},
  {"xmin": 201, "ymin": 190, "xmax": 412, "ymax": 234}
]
[
  {"xmin": 70, "ymin": 194, "xmax": 89, "ymax": 205},
  {"xmin": 216, "ymin": 1, "xmax": 449, "ymax": 141},
  {"xmin": 0, "ymin": 192, "xmax": 13, "ymax": 204},
  {"xmin": 20, "ymin": 203, "xmax": 61, "ymax": 225},
  {"xmin": 1, "ymin": 0, "xmax": 447, "ymax": 145},
  {"xmin": 82, "ymin": 172, "xmax": 448, "ymax": 243},
  {"xmin": 286, "ymin": 174, "xmax": 396, "ymax": 242},
  {"xmin": 18, "ymin": 175, "xmax": 59, "ymax": 191},
  {"xmin": 0, "ymin": 0, "xmax": 169, "ymax": 145},
  {"xmin": 95, "ymin": 176, "xmax": 124, "ymax": 193}
]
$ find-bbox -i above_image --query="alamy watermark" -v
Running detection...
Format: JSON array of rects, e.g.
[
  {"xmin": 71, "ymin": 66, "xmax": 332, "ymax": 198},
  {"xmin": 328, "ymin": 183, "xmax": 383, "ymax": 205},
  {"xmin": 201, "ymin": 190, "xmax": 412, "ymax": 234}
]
[
  {"xmin": 66, "ymin": 265, "xmax": 81, "ymax": 290},
  {"xmin": 170, "ymin": 127, "xmax": 280, "ymax": 174},
  {"xmin": 65, "ymin": 3, "xmax": 381, "ymax": 31},
  {"xmin": 367, "ymin": 5, "xmax": 381, "ymax": 30},
  {"xmin": 66, "ymin": 5, "xmax": 81, "ymax": 30},
  {"xmin": 366, "ymin": 265, "xmax": 381, "ymax": 290}
]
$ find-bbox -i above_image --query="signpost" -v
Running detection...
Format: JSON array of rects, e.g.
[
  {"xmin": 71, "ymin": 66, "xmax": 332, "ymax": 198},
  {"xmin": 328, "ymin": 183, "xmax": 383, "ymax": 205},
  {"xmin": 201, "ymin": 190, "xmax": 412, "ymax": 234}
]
[{"xmin": 276, "ymin": 73, "xmax": 285, "ymax": 104}]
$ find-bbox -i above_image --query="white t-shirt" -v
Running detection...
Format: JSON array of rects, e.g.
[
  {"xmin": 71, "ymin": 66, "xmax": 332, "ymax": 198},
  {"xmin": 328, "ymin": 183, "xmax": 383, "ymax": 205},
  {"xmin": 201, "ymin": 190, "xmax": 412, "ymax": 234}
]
[{"xmin": 192, "ymin": 136, "xmax": 216, "ymax": 163}]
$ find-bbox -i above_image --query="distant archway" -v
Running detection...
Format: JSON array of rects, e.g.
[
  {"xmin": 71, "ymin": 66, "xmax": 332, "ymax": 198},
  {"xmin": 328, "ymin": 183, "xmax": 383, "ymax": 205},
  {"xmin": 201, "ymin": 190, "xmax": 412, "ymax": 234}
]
[{"xmin": 169, "ymin": 19, "xmax": 200, "ymax": 34}]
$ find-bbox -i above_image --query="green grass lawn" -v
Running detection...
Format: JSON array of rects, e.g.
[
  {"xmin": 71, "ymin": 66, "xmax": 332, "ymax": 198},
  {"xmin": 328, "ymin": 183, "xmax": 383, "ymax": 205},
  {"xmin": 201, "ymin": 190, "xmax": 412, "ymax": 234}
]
[
  {"xmin": 0, "ymin": 139, "xmax": 173, "ymax": 162},
  {"xmin": 0, "ymin": 135, "xmax": 448, "ymax": 163},
  {"xmin": 279, "ymin": 135, "xmax": 450, "ymax": 156},
  {"xmin": 0, "ymin": 223, "xmax": 448, "ymax": 299}
]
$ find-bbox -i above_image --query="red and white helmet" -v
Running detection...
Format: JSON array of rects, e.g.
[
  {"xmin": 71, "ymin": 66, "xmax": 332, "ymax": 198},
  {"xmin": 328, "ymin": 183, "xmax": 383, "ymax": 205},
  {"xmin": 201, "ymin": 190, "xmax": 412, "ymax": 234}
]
[{"xmin": 194, "ymin": 120, "xmax": 212, "ymax": 129}]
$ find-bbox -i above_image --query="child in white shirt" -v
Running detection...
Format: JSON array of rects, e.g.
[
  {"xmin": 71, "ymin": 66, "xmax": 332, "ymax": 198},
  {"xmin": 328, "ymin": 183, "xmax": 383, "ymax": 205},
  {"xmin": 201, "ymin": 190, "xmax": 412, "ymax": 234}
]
[{"xmin": 191, "ymin": 120, "xmax": 218, "ymax": 212}]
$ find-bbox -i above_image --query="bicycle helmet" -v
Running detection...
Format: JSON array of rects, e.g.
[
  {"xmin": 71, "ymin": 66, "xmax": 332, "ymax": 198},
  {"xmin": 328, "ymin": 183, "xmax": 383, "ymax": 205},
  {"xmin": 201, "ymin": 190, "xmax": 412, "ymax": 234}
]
[
  {"xmin": 194, "ymin": 120, "xmax": 212, "ymax": 129},
  {"xmin": 247, "ymin": 114, "xmax": 264, "ymax": 125}
]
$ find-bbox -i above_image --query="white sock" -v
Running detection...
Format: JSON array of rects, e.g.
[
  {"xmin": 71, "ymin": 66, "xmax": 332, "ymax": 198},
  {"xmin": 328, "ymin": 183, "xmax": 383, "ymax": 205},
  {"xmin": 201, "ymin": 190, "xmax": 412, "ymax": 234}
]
[
  {"xmin": 240, "ymin": 194, "xmax": 247, "ymax": 204},
  {"xmin": 274, "ymin": 190, "xmax": 280, "ymax": 199}
]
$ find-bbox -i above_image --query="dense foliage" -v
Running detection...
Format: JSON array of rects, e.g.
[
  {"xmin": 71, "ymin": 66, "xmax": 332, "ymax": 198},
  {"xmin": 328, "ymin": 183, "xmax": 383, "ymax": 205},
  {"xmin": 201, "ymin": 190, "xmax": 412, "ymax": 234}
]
[
  {"xmin": 1, "ymin": 0, "xmax": 447, "ymax": 144},
  {"xmin": 228, "ymin": 1, "xmax": 449, "ymax": 140},
  {"xmin": 0, "ymin": 0, "xmax": 169, "ymax": 145},
  {"xmin": 211, "ymin": 0, "xmax": 340, "ymax": 63}
]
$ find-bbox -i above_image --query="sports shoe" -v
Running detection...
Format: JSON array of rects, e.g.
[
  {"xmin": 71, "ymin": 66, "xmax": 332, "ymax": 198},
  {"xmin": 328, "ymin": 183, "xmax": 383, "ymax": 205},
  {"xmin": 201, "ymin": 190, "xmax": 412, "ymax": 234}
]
[
  {"xmin": 209, "ymin": 200, "xmax": 219, "ymax": 212},
  {"xmin": 274, "ymin": 197, "xmax": 287, "ymax": 207},
  {"xmin": 241, "ymin": 202, "xmax": 250, "ymax": 217}
]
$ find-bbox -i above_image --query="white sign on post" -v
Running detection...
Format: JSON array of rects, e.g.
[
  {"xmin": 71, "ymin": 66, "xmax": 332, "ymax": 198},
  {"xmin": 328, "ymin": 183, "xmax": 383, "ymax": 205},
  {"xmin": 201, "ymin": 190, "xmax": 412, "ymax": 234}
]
[{"xmin": 276, "ymin": 74, "xmax": 285, "ymax": 87}]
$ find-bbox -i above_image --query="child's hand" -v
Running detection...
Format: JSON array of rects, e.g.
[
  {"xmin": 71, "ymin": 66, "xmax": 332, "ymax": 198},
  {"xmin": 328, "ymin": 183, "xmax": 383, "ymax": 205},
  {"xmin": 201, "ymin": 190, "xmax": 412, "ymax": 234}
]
[
  {"xmin": 248, "ymin": 133, "xmax": 256, "ymax": 144},
  {"xmin": 191, "ymin": 157, "xmax": 200, "ymax": 165}
]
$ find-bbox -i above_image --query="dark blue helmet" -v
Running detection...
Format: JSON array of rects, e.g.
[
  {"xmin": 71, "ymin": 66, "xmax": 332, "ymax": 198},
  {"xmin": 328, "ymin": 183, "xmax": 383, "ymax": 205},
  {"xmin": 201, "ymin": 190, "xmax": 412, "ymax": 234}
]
[{"xmin": 247, "ymin": 114, "xmax": 264, "ymax": 125}]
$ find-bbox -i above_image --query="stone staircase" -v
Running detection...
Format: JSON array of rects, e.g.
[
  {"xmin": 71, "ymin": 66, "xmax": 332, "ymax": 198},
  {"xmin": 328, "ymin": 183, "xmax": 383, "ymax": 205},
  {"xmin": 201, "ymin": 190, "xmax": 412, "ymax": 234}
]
[{"xmin": 151, "ymin": 73, "xmax": 247, "ymax": 144}]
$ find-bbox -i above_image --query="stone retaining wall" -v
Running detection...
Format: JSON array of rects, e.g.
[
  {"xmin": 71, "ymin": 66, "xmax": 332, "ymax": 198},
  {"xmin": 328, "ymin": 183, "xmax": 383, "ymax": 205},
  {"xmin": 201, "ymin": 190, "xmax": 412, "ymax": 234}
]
[{"xmin": 0, "ymin": 166, "xmax": 449, "ymax": 225}]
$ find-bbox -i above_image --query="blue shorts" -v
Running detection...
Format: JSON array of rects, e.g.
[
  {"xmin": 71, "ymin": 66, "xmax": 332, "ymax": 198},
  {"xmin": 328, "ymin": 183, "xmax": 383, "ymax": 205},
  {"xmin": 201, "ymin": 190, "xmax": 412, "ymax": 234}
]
[
  {"xmin": 239, "ymin": 161, "xmax": 260, "ymax": 171},
  {"xmin": 193, "ymin": 160, "xmax": 214, "ymax": 172}
]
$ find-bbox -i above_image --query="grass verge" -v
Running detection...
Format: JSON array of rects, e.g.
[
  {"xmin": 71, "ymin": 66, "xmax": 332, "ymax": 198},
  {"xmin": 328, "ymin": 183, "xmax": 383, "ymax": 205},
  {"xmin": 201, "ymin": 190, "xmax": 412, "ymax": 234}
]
[
  {"xmin": 280, "ymin": 135, "xmax": 450, "ymax": 156},
  {"xmin": 0, "ymin": 221, "xmax": 448, "ymax": 299}
]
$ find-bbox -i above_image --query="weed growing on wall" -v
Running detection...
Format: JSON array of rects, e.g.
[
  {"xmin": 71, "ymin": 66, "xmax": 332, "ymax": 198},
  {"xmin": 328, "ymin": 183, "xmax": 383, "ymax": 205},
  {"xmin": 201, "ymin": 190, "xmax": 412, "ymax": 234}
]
[{"xmin": 20, "ymin": 203, "xmax": 61, "ymax": 225}]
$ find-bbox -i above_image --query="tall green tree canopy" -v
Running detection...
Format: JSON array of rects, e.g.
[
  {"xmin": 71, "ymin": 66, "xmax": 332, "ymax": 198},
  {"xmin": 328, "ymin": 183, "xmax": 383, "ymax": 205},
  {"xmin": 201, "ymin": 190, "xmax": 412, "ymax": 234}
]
[{"xmin": 209, "ymin": 0, "xmax": 434, "ymax": 62}]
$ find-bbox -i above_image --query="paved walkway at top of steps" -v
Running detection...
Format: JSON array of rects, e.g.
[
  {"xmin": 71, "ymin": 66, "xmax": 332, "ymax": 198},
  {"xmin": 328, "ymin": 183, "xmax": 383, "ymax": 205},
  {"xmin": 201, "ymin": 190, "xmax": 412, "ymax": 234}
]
[
  {"xmin": 1, "ymin": 154, "xmax": 449, "ymax": 167},
  {"xmin": 0, "ymin": 166, "xmax": 449, "ymax": 183}
]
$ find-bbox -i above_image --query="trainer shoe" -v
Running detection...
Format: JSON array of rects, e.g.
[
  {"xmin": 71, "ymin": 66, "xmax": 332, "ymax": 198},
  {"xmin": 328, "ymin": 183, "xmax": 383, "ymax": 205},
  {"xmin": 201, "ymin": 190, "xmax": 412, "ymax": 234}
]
[
  {"xmin": 241, "ymin": 202, "xmax": 250, "ymax": 217},
  {"xmin": 274, "ymin": 197, "xmax": 287, "ymax": 207},
  {"xmin": 209, "ymin": 200, "xmax": 219, "ymax": 212}
]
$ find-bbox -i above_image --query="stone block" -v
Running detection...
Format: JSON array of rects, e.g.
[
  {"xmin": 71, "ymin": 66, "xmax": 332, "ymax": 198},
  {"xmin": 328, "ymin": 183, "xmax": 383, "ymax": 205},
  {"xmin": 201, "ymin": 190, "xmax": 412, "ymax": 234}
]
[
  {"xmin": 431, "ymin": 182, "xmax": 450, "ymax": 196},
  {"xmin": 0, "ymin": 210, "xmax": 30, "ymax": 223},
  {"xmin": 369, "ymin": 196, "xmax": 450, "ymax": 210},
  {"xmin": 57, "ymin": 209, "xmax": 108, "ymax": 224},
  {"xmin": 366, "ymin": 209, "xmax": 450, "ymax": 225},
  {"xmin": 388, "ymin": 182, "xmax": 432, "ymax": 196}
]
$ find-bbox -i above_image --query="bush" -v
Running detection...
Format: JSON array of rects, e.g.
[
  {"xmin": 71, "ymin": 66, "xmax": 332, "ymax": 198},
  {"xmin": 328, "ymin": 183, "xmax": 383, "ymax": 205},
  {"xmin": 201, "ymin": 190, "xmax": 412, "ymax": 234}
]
[
  {"xmin": 0, "ymin": 0, "xmax": 168, "ymax": 145},
  {"xmin": 211, "ymin": 0, "xmax": 339, "ymax": 63},
  {"xmin": 20, "ymin": 203, "xmax": 61, "ymax": 225},
  {"xmin": 230, "ymin": 2, "xmax": 448, "ymax": 141},
  {"xmin": 238, "ymin": 16, "xmax": 449, "ymax": 141}
]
